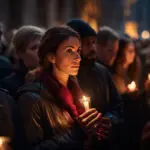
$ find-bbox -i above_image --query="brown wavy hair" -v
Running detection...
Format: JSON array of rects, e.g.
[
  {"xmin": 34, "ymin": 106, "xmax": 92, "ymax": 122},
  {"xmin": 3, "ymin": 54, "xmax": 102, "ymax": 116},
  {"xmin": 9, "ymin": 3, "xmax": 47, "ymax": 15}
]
[{"xmin": 37, "ymin": 26, "xmax": 81, "ymax": 135}]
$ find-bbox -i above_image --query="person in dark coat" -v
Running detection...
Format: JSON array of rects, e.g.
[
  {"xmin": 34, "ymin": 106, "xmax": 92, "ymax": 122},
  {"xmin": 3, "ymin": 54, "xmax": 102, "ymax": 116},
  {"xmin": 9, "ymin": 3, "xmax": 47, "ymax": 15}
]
[
  {"xmin": 0, "ymin": 23, "xmax": 8, "ymax": 56},
  {"xmin": 67, "ymin": 19, "xmax": 123, "ymax": 150},
  {"xmin": 141, "ymin": 121, "xmax": 150, "ymax": 150},
  {"xmin": 0, "ymin": 88, "xmax": 17, "ymax": 150},
  {"xmin": 17, "ymin": 26, "xmax": 110, "ymax": 150},
  {"xmin": 0, "ymin": 55, "xmax": 13, "ymax": 80},
  {"xmin": 0, "ymin": 25, "xmax": 44, "ymax": 97}
]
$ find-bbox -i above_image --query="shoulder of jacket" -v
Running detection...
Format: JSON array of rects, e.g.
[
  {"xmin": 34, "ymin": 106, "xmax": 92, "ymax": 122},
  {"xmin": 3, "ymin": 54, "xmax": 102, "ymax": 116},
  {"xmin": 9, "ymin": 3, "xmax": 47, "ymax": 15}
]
[
  {"xmin": 0, "ymin": 88, "xmax": 10, "ymax": 94},
  {"xmin": 94, "ymin": 62, "xmax": 108, "ymax": 73},
  {"xmin": 95, "ymin": 61, "xmax": 105, "ymax": 69}
]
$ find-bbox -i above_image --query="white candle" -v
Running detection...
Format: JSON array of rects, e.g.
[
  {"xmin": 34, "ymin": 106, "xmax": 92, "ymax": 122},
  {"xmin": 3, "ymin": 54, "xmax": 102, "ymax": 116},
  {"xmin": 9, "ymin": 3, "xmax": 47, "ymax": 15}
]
[
  {"xmin": 83, "ymin": 96, "xmax": 89, "ymax": 111},
  {"xmin": 127, "ymin": 81, "xmax": 136, "ymax": 92},
  {"xmin": 80, "ymin": 96, "xmax": 90, "ymax": 111}
]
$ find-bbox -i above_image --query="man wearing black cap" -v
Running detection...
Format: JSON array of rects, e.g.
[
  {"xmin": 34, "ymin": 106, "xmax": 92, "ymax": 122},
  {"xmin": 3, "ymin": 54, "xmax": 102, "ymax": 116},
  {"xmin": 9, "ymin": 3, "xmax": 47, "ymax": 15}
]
[
  {"xmin": 67, "ymin": 19, "xmax": 97, "ymax": 60},
  {"xmin": 67, "ymin": 19, "xmax": 123, "ymax": 150}
]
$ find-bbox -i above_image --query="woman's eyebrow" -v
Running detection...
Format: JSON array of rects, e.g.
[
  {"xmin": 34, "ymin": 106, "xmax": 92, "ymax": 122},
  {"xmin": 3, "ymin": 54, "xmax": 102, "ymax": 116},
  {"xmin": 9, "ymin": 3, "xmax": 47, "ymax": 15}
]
[{"xmin": 64, "ymin": 45, "xmax": 74, "ymax": 49}]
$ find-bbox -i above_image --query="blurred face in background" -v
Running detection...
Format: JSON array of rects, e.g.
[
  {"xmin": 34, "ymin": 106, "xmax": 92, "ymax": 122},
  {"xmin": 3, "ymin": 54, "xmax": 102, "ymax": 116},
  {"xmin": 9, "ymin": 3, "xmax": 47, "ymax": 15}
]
[
  {"xmin": 21, "ymin": 38, "xmax": 41, "ymax": 69},
  {"xmin": 97, "ymin": 40, "xmax": 119, "ymax": 66},
  {"xmin": 124, "ymin": 42, "xmax": 135, "ymax": 65},
  {"xmin": 81, "ymin": 36, "xmax": 97, "ymax": 60}
]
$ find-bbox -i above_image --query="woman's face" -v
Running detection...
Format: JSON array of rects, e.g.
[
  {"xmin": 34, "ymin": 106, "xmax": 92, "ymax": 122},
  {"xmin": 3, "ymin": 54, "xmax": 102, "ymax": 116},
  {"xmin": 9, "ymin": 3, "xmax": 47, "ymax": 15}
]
[
  {"xmin": 124, "ymin": 42, "xmax": 135, "ymax": 65},
  {"xmin": 50, "ymin": 36, "xmax": 81, "ymax": 76}
]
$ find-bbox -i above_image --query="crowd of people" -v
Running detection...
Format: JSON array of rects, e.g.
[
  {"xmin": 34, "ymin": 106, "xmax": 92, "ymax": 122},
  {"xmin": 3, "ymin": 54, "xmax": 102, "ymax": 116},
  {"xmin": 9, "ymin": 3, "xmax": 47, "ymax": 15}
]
[{"xmin": 0, "ymin": 19, "xmax": 150, "ymax": 150}]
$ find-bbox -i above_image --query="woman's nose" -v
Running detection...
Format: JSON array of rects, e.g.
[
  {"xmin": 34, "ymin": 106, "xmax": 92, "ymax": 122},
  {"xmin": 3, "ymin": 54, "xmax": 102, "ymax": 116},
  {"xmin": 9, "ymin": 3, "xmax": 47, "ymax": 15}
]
[{"xmin": 74, "ymin": 52, "xmax": 81, "ymax": 62}]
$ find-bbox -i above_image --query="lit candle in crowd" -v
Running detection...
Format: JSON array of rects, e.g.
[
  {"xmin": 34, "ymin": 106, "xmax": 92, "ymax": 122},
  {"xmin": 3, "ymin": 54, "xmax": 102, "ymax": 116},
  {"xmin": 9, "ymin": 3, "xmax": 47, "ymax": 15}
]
[
  {"xmin": 127, "ymin": 81, "xmax": 136, "ymax": 92},
  {"xmin": 0, "ymin": 138, "xmax": 3, "ymax": 147},
  {"xmin": 148, "ymin": 73, "xmax": 150, "ymax": 80},
  {"xmin": 80, "ymin": 96, "xmax": 91, "ymax": 111},
  {"xmin": 0, "ymin": 137, "xmax": 10, "ymax": 150}
]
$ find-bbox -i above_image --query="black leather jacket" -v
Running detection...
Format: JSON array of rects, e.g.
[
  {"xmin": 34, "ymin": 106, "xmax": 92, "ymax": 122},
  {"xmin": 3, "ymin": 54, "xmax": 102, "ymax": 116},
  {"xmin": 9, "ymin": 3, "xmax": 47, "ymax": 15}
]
[{"xmin": 17, "ymin": 82, "xmax": 86, "ymax": 150}]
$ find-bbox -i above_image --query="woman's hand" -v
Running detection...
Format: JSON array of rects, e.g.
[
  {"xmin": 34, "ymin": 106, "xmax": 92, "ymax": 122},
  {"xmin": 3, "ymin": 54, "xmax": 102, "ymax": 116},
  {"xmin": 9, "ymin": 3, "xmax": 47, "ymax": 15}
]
[
  {"xmin": 96, "ymin": 117, "xmax": 112, "ymax": 140},
  {"xmin": 76, "ymin": 108, "xmax": 101, "ymax": 134},
  {"xmin": 76, "ymin": 108, "xmax": 112, "ymax": 140}
]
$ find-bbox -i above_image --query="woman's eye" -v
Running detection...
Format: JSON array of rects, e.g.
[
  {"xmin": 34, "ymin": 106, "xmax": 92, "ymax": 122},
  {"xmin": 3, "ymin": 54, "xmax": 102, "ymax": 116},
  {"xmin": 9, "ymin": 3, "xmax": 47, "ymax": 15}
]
[
  {"xmin": 66, "ymin": 49, "xmax": 73, "ymax": 54},
  {"xmin": 77, "ymin": 48, "xmax": 81, "ymax": 54}
]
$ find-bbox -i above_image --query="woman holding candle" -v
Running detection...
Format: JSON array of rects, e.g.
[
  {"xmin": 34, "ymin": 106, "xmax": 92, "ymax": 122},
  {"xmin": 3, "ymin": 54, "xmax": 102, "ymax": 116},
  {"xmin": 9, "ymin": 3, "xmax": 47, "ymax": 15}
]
[
  {"xmin": 112, "ymin": 37, "xmax": 141, "ymax": 94},
  {"xmin": 111, "ymin": 37, "xmax": 146, "ymax": 150},
  {"xmin": 17, "ymin": 26, "xmax": 107, "ymax": 150}
]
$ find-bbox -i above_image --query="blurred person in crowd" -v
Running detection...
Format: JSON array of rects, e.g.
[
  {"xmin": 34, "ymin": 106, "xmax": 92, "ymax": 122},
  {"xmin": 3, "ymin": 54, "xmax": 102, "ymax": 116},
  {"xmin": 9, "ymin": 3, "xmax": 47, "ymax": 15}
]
[
  {"xmin": 112, "ymin": 37, "xmax": 140, "ymax": 94},
  {"xmin": 0, "ymin": 22, "xmax": 9, "ymax": 56},
  {"xmin": 141, "ymin": 117, "xmax": 150, "ymax": 150},
  {"xmin": 0, "ymin": 88, "xmax": 19, "ymax": 150},
  {"xmin": 96, "ymin": 26, "xmax": 119, "ymax": 70},
  {"xmin": 0, "ymin": 23, "xmax": 15, "ymax": 80},
  {"xmin": 67, "ymin": 19, "xmax": 123, "ymax": 150},
  {"xmin": 112, "ymin": 37, "xmax": 148, "ymax": 150},
  {"xmin": 0, "ymin": 25, "xmax": 44, "ymax": 96},
  {"xmin": 0, "ymin": 55, "xmax": 13, "ymax": 80},
  {"xmin": 5, "ymin": 29, "xmax": 18, "ymax": 63},
  {"xmin": 17, "ymin": 26, "xmax": 110, "ymax": 150}
]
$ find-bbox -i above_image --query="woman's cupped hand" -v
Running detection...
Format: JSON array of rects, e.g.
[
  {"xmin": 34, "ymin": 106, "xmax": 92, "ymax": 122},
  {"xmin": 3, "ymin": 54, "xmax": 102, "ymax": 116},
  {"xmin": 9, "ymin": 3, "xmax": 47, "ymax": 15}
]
[{"xmin": 76, "ymin": 108, "xmax": 111, "ymax": 139}]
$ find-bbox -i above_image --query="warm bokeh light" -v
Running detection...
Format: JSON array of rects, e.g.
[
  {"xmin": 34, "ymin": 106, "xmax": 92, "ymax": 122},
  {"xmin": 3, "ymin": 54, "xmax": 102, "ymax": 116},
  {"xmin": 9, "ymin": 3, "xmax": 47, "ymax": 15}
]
[
  {"xmin": 81, "ymin": 0, "xmax": 99, "ymax": 32},
  {"xmin": 148, "ymin": 73, "xmax": 150, "ymax": 80},
  {"xmin": 125, "ymin": 21, "xmax": 138, "ymax": 38},
  {"xmin": 141, "ymin": 30, "xmax": 150, "ymax": 39},
  {"xmin": 127, "ymin": 81, "xmax": 136, "ymax": 92},
  {"xmin": 0, "ymin": 138, "xmax": 2, "ymax": 146},
  {"xmin": 0, "ymin": 137, "xmax": 10, "ymax": 148}
]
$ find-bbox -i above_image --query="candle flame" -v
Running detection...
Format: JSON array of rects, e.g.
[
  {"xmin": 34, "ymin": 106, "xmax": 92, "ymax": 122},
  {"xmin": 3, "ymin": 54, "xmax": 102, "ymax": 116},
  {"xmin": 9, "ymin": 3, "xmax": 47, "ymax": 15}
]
[
  {"xmin": 83, "ymin": 96, "xmax": 87, "ymax": 101},
  {"xmin": 0, "ymin": 137, "xmax": 10, "ymax": 146},
  {"xmin": 128, "ymin": 81, "xmax": 136, "ymax": 91}
]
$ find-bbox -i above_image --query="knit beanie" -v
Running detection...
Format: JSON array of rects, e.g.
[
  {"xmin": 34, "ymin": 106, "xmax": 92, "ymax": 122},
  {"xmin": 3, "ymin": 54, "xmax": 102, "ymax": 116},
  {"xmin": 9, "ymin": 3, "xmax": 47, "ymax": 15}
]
[{"xmin": 67, "ymin": 19, "xmax": 96, "ymax": 38}]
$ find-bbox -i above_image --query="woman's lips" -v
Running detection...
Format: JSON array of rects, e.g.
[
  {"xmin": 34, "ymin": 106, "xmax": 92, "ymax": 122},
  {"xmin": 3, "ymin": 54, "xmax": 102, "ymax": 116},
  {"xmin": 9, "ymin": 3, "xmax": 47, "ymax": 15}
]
[{"xmin": 71, "ymin": 65, "xmax": 80, "ymax": 68}]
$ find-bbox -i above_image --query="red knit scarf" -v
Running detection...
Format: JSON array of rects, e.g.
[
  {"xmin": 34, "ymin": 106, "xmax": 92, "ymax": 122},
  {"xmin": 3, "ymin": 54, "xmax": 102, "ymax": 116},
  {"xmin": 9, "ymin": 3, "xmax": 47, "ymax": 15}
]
[
  {"xmin": 39, "ymin": 70, "xmax": 105, "ymax": 141},
  {"xmin": 40, "ymin": 70, "xmax": 84, "ymax": 118}
]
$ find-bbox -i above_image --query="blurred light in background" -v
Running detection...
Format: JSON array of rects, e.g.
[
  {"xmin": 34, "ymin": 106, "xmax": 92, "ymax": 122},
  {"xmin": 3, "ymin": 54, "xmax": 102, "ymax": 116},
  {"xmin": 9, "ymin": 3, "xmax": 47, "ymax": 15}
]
[
  {"xmin": 141, "ymin": 30, "xmax": 150, "ymax": 39},
  {"xmin": 125, "ymin": 21, "xmax": 138, "ymax": 38},
  {"xmin": 81, "ymin": 0, "xmax": 99, "ymax": 32}
]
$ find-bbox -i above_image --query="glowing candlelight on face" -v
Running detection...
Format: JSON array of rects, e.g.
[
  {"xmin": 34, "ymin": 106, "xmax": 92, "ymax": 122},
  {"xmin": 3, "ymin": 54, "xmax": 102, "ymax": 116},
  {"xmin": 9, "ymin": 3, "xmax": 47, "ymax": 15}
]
[
  {"xmin": 80, "ymin": 96, "xmax": 91, "ymax": 111},
  {"xmin": 148, "ymin": 73, "xmax": 150, "ymax": 80},
  {"xmin": 127, "ymin": 81, "xmax": 136, "ymax": 92}
]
